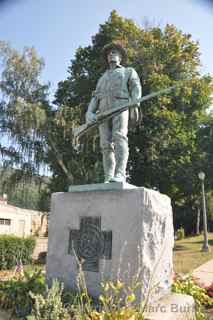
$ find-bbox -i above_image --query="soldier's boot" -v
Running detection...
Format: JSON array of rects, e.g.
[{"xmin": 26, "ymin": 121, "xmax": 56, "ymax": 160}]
[{"xmin": 102, "ymin": 150, "xmax": 116, "ymax": 183}]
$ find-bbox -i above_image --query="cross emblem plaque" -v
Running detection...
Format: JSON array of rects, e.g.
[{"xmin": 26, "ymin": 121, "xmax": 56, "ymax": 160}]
[{"xmin": 68, "ymin": 216, "xmax": 112, "ymax": 272}]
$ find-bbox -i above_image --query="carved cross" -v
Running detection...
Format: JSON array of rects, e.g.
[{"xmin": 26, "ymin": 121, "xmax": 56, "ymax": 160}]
[{"xmin": 68, "ymin": 216, "xmax": 112, "ymax": 272}]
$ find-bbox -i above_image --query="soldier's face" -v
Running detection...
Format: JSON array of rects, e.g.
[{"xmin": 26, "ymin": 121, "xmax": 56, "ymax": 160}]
[{"xmin": 107, "ymin": 49, "xmax": 121, "ymax": 65}]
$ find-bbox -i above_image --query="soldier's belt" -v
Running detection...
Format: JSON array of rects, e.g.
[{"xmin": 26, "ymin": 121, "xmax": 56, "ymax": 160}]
[
  {"xmin": 114, "ymin": 96, "xmax": 129, "ymax": 100},
  {"xmin": 95, "ymin": 91, "xmax": 129, "ymax": 101}
]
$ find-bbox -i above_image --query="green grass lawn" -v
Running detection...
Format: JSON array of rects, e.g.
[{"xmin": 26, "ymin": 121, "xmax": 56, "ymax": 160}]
[{"xmin": 173, "ymin": 232, "xmax": 213, "ymax": 274}]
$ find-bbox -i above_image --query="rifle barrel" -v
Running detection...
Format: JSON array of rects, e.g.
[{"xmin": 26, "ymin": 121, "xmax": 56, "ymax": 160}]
[{"xmin": 73, "ymin": 85, "xmax": 176, "ymax": 142}]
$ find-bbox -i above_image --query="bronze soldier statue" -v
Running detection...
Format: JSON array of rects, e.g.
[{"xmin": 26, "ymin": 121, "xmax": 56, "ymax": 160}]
[{"xmin": 86, "ymin": 43, "xmax": 142, "ymax": 183}]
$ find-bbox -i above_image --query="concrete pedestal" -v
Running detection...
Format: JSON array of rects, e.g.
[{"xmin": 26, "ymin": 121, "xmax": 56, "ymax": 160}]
[{"xmin": 46, "ymin": 184, "xmax": 174, "ymax": 302}]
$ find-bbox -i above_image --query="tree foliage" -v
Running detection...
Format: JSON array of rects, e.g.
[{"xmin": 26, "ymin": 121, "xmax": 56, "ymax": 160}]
[
  {"xmin": 0, "ymin": 41, "xmax": 51, "ymax": 210},
  {"xmin": 53, "ymin": 11, "xmax": 213, "ymax": 233},
  {"xmin": 0, "ymin": 41, "xmax": 49, "ymax": 174}
]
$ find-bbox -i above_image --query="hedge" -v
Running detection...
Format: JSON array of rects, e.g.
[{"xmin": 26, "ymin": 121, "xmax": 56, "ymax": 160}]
[{"xmin": 0, "ymin": 235, "xmax": 36, "ymax": 270}]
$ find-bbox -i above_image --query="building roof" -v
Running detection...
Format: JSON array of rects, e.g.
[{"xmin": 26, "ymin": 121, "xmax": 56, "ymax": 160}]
[{"xmin": 0, "ymin": 200, "xmax": 45, "ymax": 216}]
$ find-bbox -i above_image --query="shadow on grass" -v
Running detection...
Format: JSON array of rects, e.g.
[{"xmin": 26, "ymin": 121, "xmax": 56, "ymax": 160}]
[
  {"xmin": 183, "ymin": 239, "xmax": 213, "ymax": 246},
  {"xmin": 173, "ymin": 244, "xmax": 187, "ymax": 251}
]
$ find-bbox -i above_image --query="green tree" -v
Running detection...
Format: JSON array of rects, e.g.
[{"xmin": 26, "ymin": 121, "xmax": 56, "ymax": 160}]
[
  {"xmin": 0, "ymin": 166, "xmax": 50, "ymax": 211},
  {"xmin": 0, "ymin": 41, "xmax": 49, "ymax": 171},
  {"xmin": 0, "ymin": 41, "xmax": 51, "ymax": 210},
  {"xmin": 0, "ymin": 41, "xmax": 88, "ymax": 206},
  {"xmin": 53, "ymin": 11, "xmax": 213, "ymax": 233}
]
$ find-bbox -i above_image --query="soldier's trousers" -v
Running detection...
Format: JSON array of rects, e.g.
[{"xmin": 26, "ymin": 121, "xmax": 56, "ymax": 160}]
[{"xmin": 99, "ymin": 110, "xmax": 129, "ymax": 181}]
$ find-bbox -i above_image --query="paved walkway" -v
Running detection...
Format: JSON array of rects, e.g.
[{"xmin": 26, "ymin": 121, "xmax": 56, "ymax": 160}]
[{"xmin": 192, "ymin": 259, "xmax": 213, "ymax": 287}]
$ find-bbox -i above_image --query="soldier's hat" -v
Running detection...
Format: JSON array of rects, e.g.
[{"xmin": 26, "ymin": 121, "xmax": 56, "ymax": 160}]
[{"xmin": 102, "ymin": 42, "xmax": 127, "ymax": 65}]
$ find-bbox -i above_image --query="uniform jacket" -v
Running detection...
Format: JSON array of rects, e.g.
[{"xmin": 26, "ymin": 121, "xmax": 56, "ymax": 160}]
[{"xmin": 88, "ymin": 65, "xmax": 142, "ymax": 113}]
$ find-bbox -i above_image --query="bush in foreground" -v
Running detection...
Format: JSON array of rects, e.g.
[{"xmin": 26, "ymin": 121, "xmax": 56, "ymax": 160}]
[
  {"xmin": 28, "ymin": 279, "xmax": 145, "ymax": 320},
  {"xmin": 0, "ymin": 268, "xmax": 45, "ymax": 318},
  {"xmin": 0, "ymin": 235, "xmax": 36, "ymax": 270},
  {"xmin": 27, "ymin": 279, "xmax": 70, "ymax": 320},
  {"xmin": 172, "ymin": 275, "xmax": 213, "ymax": 320},
  {"xmin": 0, "ymin": 268, "xmax": 212, "ymax": 319}
]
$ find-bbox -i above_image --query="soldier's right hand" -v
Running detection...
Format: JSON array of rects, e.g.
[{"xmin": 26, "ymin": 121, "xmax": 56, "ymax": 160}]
[{"xmin": 86, "ymin": 111, "xmax": 97, "ymax": 123}]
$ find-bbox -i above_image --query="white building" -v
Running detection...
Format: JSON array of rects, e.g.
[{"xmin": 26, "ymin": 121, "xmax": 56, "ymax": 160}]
[{"xmin": 0, "ymin": 195, "xmax": 47, "ymax": 237}]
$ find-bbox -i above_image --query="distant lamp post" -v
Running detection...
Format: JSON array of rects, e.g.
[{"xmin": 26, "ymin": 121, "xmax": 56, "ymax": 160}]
[{"xmin": 198, "ymin": 172, "xmax": 209, "ymax": 252}]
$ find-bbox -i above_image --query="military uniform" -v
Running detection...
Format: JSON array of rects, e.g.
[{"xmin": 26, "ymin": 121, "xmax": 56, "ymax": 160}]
[{"xmin": 86, "ymin": 64, "xmax": 141, "ymax": 182}]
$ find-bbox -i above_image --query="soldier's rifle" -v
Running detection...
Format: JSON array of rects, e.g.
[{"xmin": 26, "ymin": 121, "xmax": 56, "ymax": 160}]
[{"xmin": 73, "ymin": 85, "xmax": 176, "ymax": 146}]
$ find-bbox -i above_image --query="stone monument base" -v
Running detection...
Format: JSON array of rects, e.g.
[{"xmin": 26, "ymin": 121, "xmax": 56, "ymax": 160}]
[{"xmin": 46, "ymin": 183, "xmax": 174, "ymax": 303}]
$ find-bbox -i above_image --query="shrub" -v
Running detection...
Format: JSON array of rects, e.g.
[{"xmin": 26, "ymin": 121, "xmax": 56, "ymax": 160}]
[
  {"xmin": 27, "ymin": 279, "xmax": 70, "ymax": 320},
  {"xmin": 205, "ymin": 282, "xmax": 213, "ymax": 297},
  {"xmin": 0, "ymin": 268, "xmax": 45, "ymax": 318},
  {"xmin": 176, "ymin": 227, "xmax": 185, "ymax": 240},
  {"xmin": 94, "ymin": 280, "xmax": 144, "ymax": 320},
  {"xmin": 28, "ymin": 278, "xmax": 145, "ymax": 320},
  {"xmin": 0, "ymin": 235, "xmax": 36, "ymax": 270},
  {"xmin": 172, "ymin": 275, "xmax": 213, "ymax": 320},
  {"xmin": 194, "ymin": 280, "xmax": 213, "ymax": 298}
]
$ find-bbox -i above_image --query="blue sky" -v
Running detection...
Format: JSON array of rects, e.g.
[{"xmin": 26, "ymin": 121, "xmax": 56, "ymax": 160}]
[{"xmin": 0, "ymin": 0, "xmax": 213, "ymax": 100}]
